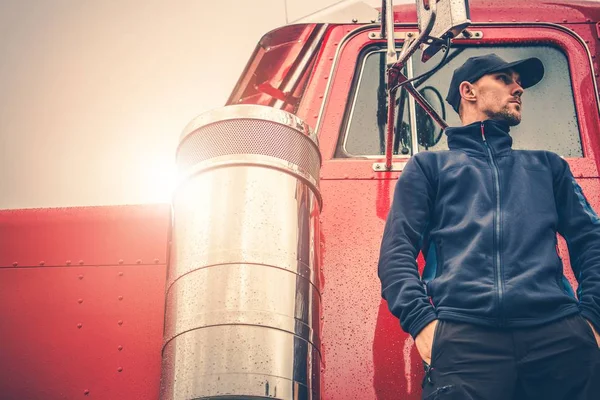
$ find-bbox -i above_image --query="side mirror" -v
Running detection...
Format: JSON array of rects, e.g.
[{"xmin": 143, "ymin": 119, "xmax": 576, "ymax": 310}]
[
  {"xmin": 416, "ymin": 87, "xmax": 446, "ymax": 149},
  {"xmin": 417, "ymin": 0, "xmax": 470, "ymax": 62}
]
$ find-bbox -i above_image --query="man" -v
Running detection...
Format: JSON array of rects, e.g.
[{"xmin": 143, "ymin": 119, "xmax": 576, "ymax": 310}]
[{"xmin": 378, "ymin": 53, "xmax": 600, "ymax": 400}]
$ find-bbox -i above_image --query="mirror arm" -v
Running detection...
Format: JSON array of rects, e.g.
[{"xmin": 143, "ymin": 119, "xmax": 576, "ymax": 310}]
[
  {"xmin": 385, "ymin": 70, "xmax": 449, "ymax": 169},
  {"xmin": 384, "ymin": 0, "xmax": 442, "ymax": 170},
  {"xmin": 384, "ymin": 0, "xmax": 397, "ymax": 65},
  {"xmin": 381, "ymin": 0, "xmax": 387, "ymax": 39},
  {"xmin": 404, "ymin": 80, "xmax": 449, "ymax": 130},
  {"xmin": 385, "ymin": 70, "xmax": 400, "ymax": 170}
]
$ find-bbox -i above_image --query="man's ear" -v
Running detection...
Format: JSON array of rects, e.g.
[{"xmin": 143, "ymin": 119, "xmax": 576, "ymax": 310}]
[{"xmin": 459, "ymin": 81, "xmax": 477, "ymax": 104}]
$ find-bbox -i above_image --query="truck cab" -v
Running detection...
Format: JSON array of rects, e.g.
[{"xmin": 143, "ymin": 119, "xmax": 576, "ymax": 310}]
[{"xmin": 2, "ymin": 0, "xmax": 600, "ymax": 399}]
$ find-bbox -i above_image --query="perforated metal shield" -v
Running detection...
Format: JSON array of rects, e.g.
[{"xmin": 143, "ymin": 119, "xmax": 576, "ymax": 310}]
[{"xmin": 161, "ymin": 105, "xmax": 323, "ymax": 400}]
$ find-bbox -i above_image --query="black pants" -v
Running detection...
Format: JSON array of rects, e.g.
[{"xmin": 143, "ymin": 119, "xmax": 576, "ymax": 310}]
[{"xmin": 421, "ymin": 314, "xmax": 599, "ymax": 400}]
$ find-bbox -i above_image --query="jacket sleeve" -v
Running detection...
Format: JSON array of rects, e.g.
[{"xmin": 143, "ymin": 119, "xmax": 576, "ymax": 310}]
[
  {"xmin": 554, "ymin": 157, "xmax": 600, "ymax": 332},
  {"xmin": 378, "ymin": 156, "xmax": 437, "ymax": 339}
]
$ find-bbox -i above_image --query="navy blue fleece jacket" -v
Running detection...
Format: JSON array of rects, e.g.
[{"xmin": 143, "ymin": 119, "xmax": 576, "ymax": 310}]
[{"xmin": 378, "ymin": 119, "xmax": 600, "ymax": 338}]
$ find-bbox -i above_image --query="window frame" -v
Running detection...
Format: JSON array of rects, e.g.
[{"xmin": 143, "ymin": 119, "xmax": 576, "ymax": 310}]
[
  {"xmin": 338, "ymin": 47, "xmax": 418, "ymax": 158},
  {"xmin": 311, "ymin": 24, "xmax": 600, "ymax": 180}
]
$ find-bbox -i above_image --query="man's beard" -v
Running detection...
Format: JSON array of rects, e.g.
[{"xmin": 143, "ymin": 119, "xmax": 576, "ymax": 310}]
[{"xmin": 487, "ymin": 105, "xmax": 521, "ymax": 126}]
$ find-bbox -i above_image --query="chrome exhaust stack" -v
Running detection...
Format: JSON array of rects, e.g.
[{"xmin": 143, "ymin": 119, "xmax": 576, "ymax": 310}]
[{"xmin": 160, "ymin": 105, "xmax": 322, "ymax": 400}]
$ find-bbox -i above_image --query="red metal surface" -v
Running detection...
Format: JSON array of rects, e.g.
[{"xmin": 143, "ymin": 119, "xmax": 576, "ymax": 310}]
[
  {"xmin": 393, "ymin": 0, "xmax": 600, "ymax": 24},
  {"xmin": 317, "ymin": 176, "xmax": 600, "ymax": 400},
  {"xmin": 293, "ymin": 4, "xmax": 600, "ymax": 399},
  {"xmin": 296, "ymin": 25, "xmax": 352, "ymax": 129},
  {"xmin": 3, "ymin": 2, "xmax": 600, "ymax": 399},
  {"xmin": 0, "ymin": 205, "xmax": 170, "ymax": 400},
  {"xmin": 0, "ymin": 205, "xmax": 171, "ymax": 268},
  {"xmin": 385, "ymin": 71, "xmax": 398, "ymax": 170},
  {"xmin": 226, "ymin": 23, "xmax": 320, "ymax": 113},
  {"xmin": 319, "ymin": 178, "xmax": 421, "ymax": 399}
]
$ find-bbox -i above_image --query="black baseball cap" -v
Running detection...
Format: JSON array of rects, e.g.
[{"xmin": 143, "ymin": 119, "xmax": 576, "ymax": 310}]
[{"xmin": 446, "ymin": 53, "xmax": 545, "ymax": 113}]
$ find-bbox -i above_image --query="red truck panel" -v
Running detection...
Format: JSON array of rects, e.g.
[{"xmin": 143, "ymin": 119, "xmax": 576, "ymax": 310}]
[{"xmin": 0, "ymin": 205, "xmax": 170, "ymax": 400}]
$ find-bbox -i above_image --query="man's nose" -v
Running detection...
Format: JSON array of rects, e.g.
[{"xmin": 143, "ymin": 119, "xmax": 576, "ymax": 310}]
[{"xmin": 512, "ymin": 83, "xmax": 524, "ymax": 97}]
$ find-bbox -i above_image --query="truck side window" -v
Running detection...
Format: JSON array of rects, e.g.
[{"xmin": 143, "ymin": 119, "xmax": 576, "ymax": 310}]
[{"xmin": 338, "ymin": 45, "xmax": 583, "ymax": 158}]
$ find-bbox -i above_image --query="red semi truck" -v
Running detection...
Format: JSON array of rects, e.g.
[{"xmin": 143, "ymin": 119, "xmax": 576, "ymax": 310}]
[{"xmin": 2, "ymin": 0, "xmax": 600, "ymax": 399}]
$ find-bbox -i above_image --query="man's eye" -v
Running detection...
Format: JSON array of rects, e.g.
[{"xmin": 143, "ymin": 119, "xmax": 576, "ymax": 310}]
[{"xmin": 499, "ymin": 75, "xmax": 510, "ymax": 83}]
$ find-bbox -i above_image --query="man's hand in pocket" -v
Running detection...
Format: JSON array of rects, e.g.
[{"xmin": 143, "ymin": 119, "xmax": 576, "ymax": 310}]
[{"xmin": 415, "ymin": 320, "xmax": 439, "ymax": 365}]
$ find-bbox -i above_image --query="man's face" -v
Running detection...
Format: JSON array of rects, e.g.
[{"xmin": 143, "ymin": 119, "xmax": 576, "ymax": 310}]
[{"xmin": 472, "ymin": 69, "xmax": 524, "ymax": 126}]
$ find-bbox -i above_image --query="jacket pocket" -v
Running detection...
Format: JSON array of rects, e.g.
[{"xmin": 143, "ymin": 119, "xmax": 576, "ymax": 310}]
[{"xmin": 425, "ymin": 239, "xmax": 444, "ymax": 297}]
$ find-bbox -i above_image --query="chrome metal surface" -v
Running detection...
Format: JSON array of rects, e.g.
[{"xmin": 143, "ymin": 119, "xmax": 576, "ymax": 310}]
[
  {"xmin": 391, "ymin": 0, "xmax": 437, "ymax": 68},
  {"xmin": 168, "ymin": 165, "xmax": 320, "ymax": 288},
  {"xmin": 384, "ymin": 11, "xmax": 437, "ymax": 168},
  {"xmin": 161, "ymin": 327, "xmax": 320, "ymax": 399},
  {"xmin": 380, "ymin": 0, "xmax": 387, "ymax": 39},
  {"xmin": 372, "ymin": 161, "xmax": 407, "ymax": 171},
  {"xmin": 418, "ymin": 0, "xmax": 471, "ymax": 61},
  {"xmin": 163, "ymin": 263, "xmax": 321, "ymax": 347},
  {"xmin": 180, "ymin": 104, "xmax": 319, "ymax": 146},
  {"xmin": 406, "ymin": 58, "xmax": 420, "ymax": 155},
  {"xmin": 397, "ymin": 34, "xmax": 417, "ymax": 67},
  {"xmin": 179, "ymin": 154, "xmax": 322, "ymax": 209},
  {"xmin": 384, "ymin": 0, "xmax": 397, "ymax": 65},
  {"xmin": 272, "ymin": 25, "xmax": 329, "ymax": 109},
  {"xmin": 177, "ymin": 106, "xmax": 321, "ymax": 188},
  {"xmin": 461, "ymin": 30, "xmax": 483, "ymax": 39},
  {"xmin": 368, "ymin": 30, "xmax": 482, "ymax": 40},
  {"xmin": 162, "ymin": 105, "xmax": 322, "ymax": 400}
]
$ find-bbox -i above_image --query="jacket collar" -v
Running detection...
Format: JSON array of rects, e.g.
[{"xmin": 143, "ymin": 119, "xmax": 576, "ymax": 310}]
[{"xmin": 445, "ymin": 120, "xmax": 513, "ymax": 156}]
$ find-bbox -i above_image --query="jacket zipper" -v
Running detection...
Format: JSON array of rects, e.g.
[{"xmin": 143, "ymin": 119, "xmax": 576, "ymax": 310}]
[{"xmin": 481, "ymin": 122, "xmax": 504, "ymax": 325}]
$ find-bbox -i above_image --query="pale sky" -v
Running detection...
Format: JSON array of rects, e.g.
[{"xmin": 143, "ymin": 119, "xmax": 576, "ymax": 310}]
[{"xmin": 0, "ymin": 0, "xmax": 400, "ymax": 209}]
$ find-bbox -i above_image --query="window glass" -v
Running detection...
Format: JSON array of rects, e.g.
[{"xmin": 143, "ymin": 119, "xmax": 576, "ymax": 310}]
[
  {"xmin": 339, "ymin": 50, "xmax": 412, "ymax": 157},
  {"xmin": 339, "ymin": 45, "xmax": 583, "ymax": 158}
]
